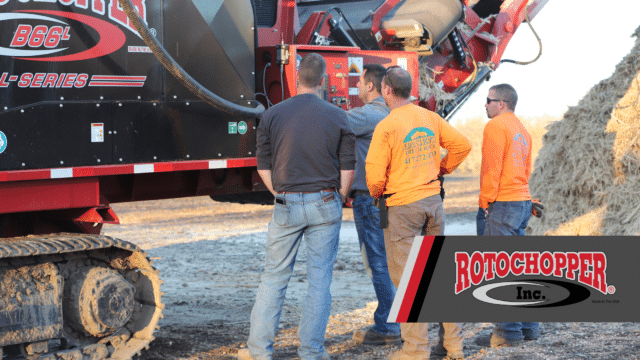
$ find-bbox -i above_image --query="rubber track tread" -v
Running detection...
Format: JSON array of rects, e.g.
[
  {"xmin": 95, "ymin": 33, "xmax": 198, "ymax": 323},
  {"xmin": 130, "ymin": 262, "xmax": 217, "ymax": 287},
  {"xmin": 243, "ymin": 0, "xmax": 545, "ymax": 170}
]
[{"xmin": 0, "ymin": 233, "xmax": 162, "ymax": 360}]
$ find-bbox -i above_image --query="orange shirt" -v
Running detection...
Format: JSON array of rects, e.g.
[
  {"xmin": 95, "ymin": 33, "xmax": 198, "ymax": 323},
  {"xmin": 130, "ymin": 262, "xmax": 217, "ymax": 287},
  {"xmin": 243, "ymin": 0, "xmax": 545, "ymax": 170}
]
[
  {"xmin": 366, "ymin": 104, "xmax": 471, "ymax": 206},
  {"xmin": 479, "ymin": 112, "xmax": 532, "ymax": 208}
]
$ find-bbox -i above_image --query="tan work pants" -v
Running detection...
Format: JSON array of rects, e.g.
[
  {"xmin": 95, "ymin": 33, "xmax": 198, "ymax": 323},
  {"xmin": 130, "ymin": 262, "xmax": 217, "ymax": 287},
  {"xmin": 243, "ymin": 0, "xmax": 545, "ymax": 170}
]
[{"xmin": 383, "ymin": 195, "xmax": 463, "ymax": 352}]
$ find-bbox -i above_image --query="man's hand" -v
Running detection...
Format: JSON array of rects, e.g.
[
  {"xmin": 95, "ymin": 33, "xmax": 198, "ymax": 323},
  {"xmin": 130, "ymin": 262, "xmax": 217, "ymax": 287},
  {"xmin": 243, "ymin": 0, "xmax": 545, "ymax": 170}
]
[{"xmin": 532, "ymin": 199, "xmax": 544, "ymax": 218}]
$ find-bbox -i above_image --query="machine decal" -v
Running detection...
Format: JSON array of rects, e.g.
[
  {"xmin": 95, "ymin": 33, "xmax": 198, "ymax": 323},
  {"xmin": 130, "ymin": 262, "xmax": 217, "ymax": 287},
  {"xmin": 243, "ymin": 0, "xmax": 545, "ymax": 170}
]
[
  {"xmin": 349, "ymin": 87, "xmax": 358, "ymax": 96},
  {"xmin": 0, "ymin": 12, "xmax": 70, "ymax": 57},
  {"xmin": 238, "ymin": 121, "xmax": 247, "ymax": 135},
  {"xmin": 0, "ymin": 157, "xmax": 258, "ymax": 183},
  {"xmin": 0, "ymin": 131, "xmax": 6, "ymax": 153},
  {"xmin": 228, "ymin": 122, "xmax": 238, "ymax": 134},
  {"xmin": 0, "ymin": 72, "xmax": 89, "ymax": 88},
  {"xmin": 128, "ymin": 46, "xmax": 151, "ymax": 53},
  {"xmin": 347, "ymin": 57, "xmax": 362, "ymax": 76},
  {"xmin": 88, "ymin": 75, "xmax": 146, "ymax": 87},
  {"xmin": 10, "ymin": 10, "xmax": 126, "ymax": 61},
  {"xmin": 397, "ymin": 57, "xmax": 407, "ymax": 70},
  {"xmin": 91, "ymin": 123, "xmax": 104, "ymax": 143}
]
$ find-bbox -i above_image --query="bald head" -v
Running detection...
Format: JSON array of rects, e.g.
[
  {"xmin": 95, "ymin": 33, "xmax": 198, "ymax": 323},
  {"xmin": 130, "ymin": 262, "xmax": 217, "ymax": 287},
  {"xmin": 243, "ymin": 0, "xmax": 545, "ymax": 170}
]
[{"xmin": 383, "ymin": 66, "xmax": 412, "ymax": 99}]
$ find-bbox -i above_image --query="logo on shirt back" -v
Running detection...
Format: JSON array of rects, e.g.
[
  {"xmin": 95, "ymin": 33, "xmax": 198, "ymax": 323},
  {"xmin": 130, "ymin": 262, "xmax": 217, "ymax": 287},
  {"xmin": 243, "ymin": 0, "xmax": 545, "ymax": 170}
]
[
  {"xmin": 403, "ymin": 127, "xmax": 437, "ymax": 167},
  {"xmin": 512, "ymin": 133, "xmax": 528, "ymax": 167}
]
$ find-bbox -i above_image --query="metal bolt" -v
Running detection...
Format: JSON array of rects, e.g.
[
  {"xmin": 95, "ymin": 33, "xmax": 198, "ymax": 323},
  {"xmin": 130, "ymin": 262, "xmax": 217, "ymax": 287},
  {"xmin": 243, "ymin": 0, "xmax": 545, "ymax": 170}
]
[
  {"xmin": 60, "ymin": 97, "xmax": 64, "ymax": 100},
  {"xmin": 248, "ymin": 101, "xmax": 251, "ymax": 105},
  {"xmin": 119, "ymin": 103, "xmax": 122, "ymax": 107},
  {"xmin": 174, "ymin": 95, "xmax": 177, "ymax": 99},
  {"xmin": 138, "ymin": 96, "xmax": 142, "ymax": 99},
  {"xmin": 109, "ymin": 131, "xmax": 112, "ymax": 134},
  {"xmin": 248, "ymin": 151, "xmax": 252, "ymax": 155},
  {"xmin": 240, "ymin": 94, "xmax": 245, "ymax": 99},
  {"xmin": 60, "ymin": 104, "xmax": 63, "ymax": 107},
  {"xmin": 96, "ymin": 104, "xmax": 100, "ymax": 107},
  {"xmin": 251, "ymin": 27, "xmax": 255, "ymax": 30},
  {"xmin": 252, "ymin": 71, "xmax": 255, "ymax": 75},
  {"xmin": 113, "ymin": 131, "xmax": 117, "ymax": 134},
  {"xmin": 21, "ymin": 109, "xmax": 24, "ymax": 113},
  {"xmin": 253, "ymin": 126, "xmax": 256, "ymax": 130},
  {"xmin": 273, "ymin": 28, "xmax": 277, "ymax": 32},
  {"xmin": 100, "ymin": 96, "xmax": 104, "ymax": 100},
  {"xmin": 218, "ymin": 153, "xmax": 222, "ymax": 157},
  {"xmin": 186, "ymin": 102, "xmax": 189, "ymax": 106},
  {"xmin": 186, "ymin": 154, "xmax": 190, "ymax": 158},
  {"xmin": 119, "ymin": 158, "xmax": 123, "ymax": 161},
  {"xmin": 153, "ymin": 103, "xmax": 157, "ymax": 106},
  {"xmin": 22, "ymin": 163, "xmax": 25, "ymax": 166},
  {"xmin": 154, "ymin": 156, "xmax": 157, "ymax": 160},
  {"xmin": 97, "ymin": 159, "xmax": 101, "ymax": 162},
  {"xmin": 60, "ymin": 161, "xmax": 64, "ymax": 164},
  {"xmin": 3, "ymin": 107, "xmax": 7, "ymax": 110}
]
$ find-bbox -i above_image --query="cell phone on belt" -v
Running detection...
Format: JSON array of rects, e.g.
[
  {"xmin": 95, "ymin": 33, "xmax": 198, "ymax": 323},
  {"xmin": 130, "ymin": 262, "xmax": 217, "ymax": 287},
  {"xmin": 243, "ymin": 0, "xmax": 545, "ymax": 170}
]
[{"xmin": 275, "ymin": 198, "xmax": 285, "ymax": 205}]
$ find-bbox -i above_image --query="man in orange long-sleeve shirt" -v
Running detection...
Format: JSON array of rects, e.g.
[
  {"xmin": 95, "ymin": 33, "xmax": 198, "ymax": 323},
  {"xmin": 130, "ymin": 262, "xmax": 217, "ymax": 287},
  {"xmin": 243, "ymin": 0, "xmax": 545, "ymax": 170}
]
[
  {"xmin": 366, "ymin": 66, "xmax": 471, "ymax": 360},
  {"xmin": 476, "ymin": 83, "xmax": 539, "ymax": 348}
]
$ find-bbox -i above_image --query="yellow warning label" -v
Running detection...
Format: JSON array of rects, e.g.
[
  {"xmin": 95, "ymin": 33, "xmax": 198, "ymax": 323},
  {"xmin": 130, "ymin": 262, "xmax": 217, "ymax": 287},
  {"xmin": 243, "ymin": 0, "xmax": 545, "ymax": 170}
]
[{"xmin": 348, "ymin": 57, "xmax": 363, "ymax": 76}]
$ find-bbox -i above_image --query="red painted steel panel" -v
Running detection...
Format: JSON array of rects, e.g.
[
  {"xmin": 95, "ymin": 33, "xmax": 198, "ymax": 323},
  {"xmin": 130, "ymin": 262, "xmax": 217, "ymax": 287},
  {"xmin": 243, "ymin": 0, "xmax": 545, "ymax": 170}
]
[{"xmin": 0, "ymin": 178, "xmax": 100, "ymax": 214}]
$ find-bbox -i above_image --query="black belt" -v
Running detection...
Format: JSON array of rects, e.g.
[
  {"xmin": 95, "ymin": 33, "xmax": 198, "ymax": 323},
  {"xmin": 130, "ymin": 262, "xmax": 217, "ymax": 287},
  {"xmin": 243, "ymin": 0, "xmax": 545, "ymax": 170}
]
[{"xmin": 351, "ymin": 190, "xmax": 370, "ymax": 198}]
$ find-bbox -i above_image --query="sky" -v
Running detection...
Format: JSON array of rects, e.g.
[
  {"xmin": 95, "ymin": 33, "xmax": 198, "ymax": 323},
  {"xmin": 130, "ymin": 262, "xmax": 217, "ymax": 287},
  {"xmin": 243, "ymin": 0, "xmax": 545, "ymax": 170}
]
[{"xmin": 452, "ymin": 0, "xmax": 640, "ymax": 123}]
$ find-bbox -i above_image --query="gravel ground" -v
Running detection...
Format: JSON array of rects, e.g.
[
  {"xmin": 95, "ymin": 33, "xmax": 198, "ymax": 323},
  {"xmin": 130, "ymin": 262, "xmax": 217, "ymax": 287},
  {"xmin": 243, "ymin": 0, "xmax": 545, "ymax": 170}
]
[{"xmin": 100, "ymin": 176, "xmax": 640, "ymax": 360}]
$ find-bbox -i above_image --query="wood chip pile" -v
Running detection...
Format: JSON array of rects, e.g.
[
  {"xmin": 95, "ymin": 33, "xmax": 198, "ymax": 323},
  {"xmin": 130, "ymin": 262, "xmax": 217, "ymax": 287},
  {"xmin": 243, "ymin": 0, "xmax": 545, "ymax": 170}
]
[{"xmin": 528, "ymin": 26, "xmax": 640, "ymax": 235}]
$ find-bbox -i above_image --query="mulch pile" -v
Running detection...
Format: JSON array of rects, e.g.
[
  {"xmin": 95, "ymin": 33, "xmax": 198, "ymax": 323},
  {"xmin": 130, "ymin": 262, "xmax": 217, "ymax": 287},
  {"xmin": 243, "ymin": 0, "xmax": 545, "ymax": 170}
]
[{"xmin": 528, "ymin": 25, "xmax": 640, "ymax": 235}]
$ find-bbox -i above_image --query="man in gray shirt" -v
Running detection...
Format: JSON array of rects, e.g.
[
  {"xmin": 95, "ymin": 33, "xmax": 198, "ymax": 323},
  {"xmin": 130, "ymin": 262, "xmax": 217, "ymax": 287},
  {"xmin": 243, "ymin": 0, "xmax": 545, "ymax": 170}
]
[
  {"xmin": 239, "ymin": 53, "xmax": 355, "ymax": 360},
  {"xmin": 347, "ymin": 64, "xmax": 402, "ymax": 346}
]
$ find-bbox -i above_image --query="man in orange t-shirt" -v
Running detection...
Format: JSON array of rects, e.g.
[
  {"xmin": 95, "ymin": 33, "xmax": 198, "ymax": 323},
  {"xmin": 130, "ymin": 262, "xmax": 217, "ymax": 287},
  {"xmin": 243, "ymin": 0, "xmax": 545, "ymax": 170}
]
[
  {"xmin": 366, "ymin": 66, "xmax": 471, "ymax": 360},
  {"xmin": 476, "ymin": 83, "xmax": 539, "ymax": 348}
]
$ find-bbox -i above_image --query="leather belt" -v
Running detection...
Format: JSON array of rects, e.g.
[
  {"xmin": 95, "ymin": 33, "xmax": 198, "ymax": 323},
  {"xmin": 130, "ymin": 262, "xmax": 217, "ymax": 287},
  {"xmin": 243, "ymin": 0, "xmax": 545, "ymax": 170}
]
[{"xmin": 277, "ymin": 188, "xmax": 337, "ymax": 194}]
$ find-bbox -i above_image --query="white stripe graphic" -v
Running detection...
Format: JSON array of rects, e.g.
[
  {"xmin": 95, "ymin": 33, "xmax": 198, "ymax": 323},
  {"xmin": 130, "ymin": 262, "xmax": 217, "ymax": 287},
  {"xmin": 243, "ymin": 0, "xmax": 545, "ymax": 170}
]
[
  {"xmin": 388, "ymin": 235, "xmax": 425, "ymax": 322},
  {"xmin": 51, "ymin": 168, "xmax": 73, "ymax": 179},
  {"xmin": 134, "ymin": 164, "xmax": 154, "ymax": 173},
  {"xmin": 209, "ymin": 160, "xmax": 227, "ymax": 169}
]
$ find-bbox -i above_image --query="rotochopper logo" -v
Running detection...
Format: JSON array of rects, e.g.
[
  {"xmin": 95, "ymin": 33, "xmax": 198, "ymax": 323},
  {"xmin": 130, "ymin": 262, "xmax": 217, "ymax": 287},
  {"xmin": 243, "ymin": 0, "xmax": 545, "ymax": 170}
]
[
  {"xmin": 0, "ymin": 0, "xmax": 147, "ymax": 61},
  {"xmin": 455, "ymin": 251, "xmax": 615, "ymax": 307}
]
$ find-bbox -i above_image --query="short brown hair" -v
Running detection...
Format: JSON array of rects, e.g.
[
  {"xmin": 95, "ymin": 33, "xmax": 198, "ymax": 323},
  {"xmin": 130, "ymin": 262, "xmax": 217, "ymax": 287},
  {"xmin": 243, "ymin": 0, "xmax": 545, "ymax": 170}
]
[
  {"xmin": 383, "ymin": 66, "xmax": 412, "ymax": 99},
  {"xmin": 298, "ymin": 53, "xmax": 326, "ymax": 88},
  {"xmin": 489, "ymin": 83, "xmax": 518, "ymax": 111},
  {"xmin": 362, "ymin": 64, "xmax": 386, "ymax": 94}
]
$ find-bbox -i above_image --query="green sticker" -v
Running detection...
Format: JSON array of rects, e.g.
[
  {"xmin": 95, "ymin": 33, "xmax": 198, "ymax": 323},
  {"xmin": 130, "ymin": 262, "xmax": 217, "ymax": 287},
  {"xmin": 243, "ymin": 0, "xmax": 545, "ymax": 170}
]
[
  {"xmin": 228, "ymin": 122, "xmax": 238, "ymax": 134},
  {"xmin": 238, "ymin": 121, "xmax": 247, "ymax": 135}
]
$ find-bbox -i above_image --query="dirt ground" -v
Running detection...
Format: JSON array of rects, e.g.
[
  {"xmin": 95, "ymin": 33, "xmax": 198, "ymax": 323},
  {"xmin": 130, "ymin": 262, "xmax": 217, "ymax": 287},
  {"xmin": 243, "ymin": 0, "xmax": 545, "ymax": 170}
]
[{"xmin": 102, "ymin": 176, "xmax": 640, "ymax": 360}]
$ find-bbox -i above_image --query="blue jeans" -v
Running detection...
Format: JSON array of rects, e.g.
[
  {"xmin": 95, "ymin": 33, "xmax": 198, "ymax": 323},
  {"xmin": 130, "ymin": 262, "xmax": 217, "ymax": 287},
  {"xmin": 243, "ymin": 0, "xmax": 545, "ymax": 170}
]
[
  {"xmin": 352, "ymin": 194, "xmax": 401, "ymax": 336},
  {"xmin": 486, "ymin": 200, "xmax": 538, "ymax": 340},
  {"xmin": 247, "ymin": 190, "xmax": 342, "ymax": 360},
  {"xmin": 486, "ymin": 200, "xmax": 531, "ymax": 236},
  {"xmin": 476, "ymin": 207, "xmax": 486, "ymax": 235}
]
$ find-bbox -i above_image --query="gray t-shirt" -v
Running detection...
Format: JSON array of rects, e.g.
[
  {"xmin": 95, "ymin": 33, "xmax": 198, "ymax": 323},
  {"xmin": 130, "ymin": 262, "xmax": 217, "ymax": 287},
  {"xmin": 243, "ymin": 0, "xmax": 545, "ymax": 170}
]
[
  {"xmin": 256, "ymin": 93, "xmax": 355, "ymax": 192},
  {"xmin": 346, "ymin": 96, "xmax": 390, "ymax": 192}
]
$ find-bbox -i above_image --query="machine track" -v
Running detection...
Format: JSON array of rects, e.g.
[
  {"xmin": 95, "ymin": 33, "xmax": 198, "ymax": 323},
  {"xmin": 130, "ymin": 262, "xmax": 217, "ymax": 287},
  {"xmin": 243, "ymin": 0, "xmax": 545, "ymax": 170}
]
[{"xmin": 0, "ymin": 234, "xmax": 163, "ymax": 360}]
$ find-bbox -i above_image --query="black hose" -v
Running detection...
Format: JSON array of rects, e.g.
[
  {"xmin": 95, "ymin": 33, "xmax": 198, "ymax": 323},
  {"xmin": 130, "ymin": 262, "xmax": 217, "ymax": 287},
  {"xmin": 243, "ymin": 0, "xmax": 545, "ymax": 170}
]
[{"xmin": 117, "ymin": 0, "xmax": 265, "ymax": 118}]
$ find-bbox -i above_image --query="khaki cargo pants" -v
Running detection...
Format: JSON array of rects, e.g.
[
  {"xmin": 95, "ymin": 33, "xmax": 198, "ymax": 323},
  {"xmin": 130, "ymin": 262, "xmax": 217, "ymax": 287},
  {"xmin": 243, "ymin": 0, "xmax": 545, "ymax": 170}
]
[{"xmin": 383, "ymin": 194, "xmax": 463, "ymax": 352}]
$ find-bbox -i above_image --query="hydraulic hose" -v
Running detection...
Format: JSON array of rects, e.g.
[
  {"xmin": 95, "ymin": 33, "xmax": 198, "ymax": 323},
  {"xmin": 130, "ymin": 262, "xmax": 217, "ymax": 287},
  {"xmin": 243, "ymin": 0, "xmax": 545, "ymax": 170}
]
[{"xmin": 117, "ymin": 0, "xmax": 265, "ymax": 118}]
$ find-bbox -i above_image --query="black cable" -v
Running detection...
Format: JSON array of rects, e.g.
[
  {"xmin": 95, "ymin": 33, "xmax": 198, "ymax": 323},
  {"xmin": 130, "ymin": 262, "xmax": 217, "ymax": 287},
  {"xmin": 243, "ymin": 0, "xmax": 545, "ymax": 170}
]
[{"xmin": 116, "ymin": 0, "xmax": 264, "ymax": 118}]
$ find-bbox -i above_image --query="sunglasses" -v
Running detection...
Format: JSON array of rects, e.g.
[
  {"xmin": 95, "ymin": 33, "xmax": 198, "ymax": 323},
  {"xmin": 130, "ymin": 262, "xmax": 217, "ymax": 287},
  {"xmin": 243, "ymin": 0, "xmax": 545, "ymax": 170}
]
[{"xmin": 487, "ymin": 98, "xmax": 510, "ymax": 104}]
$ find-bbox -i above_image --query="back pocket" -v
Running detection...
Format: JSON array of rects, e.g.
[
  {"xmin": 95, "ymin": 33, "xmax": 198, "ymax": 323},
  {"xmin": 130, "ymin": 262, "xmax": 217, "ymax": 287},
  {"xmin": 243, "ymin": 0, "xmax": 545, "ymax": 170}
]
[{"xmin": 273, "ymin": 203, "xmax": 290, "ymax": 226}]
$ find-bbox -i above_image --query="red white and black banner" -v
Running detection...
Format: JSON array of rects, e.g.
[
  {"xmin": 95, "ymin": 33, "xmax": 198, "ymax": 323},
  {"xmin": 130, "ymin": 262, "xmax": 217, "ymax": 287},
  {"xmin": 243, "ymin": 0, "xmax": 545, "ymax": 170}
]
[{"xmin": 389, "ymin": 236, "xmax": 640, "ymax": 322}]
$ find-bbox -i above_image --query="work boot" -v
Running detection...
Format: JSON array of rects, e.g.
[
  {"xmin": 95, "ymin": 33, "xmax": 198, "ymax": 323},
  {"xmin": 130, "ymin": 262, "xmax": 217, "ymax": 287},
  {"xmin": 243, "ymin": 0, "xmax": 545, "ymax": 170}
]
[
  {"xmin": 386, "ymin": 349, "xmax": 430, "ymax": 360},
  {"xmin": 353, "ymin": 326, "xmax": 402, "ymax": 345},
  {"xmin": 432, "ymin": 341, "xmax": 465, "ymax": 359},
  {"xmin": 236, "ymin": 348, "xmax": 255, "ymax": 360},
  {"xmin": 523, "ymin": 328, "xmax": 540, "ymax": 340},
  {"xmin": 474, "ymin": 334, "xmax": 522, "ymax": 348}
]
